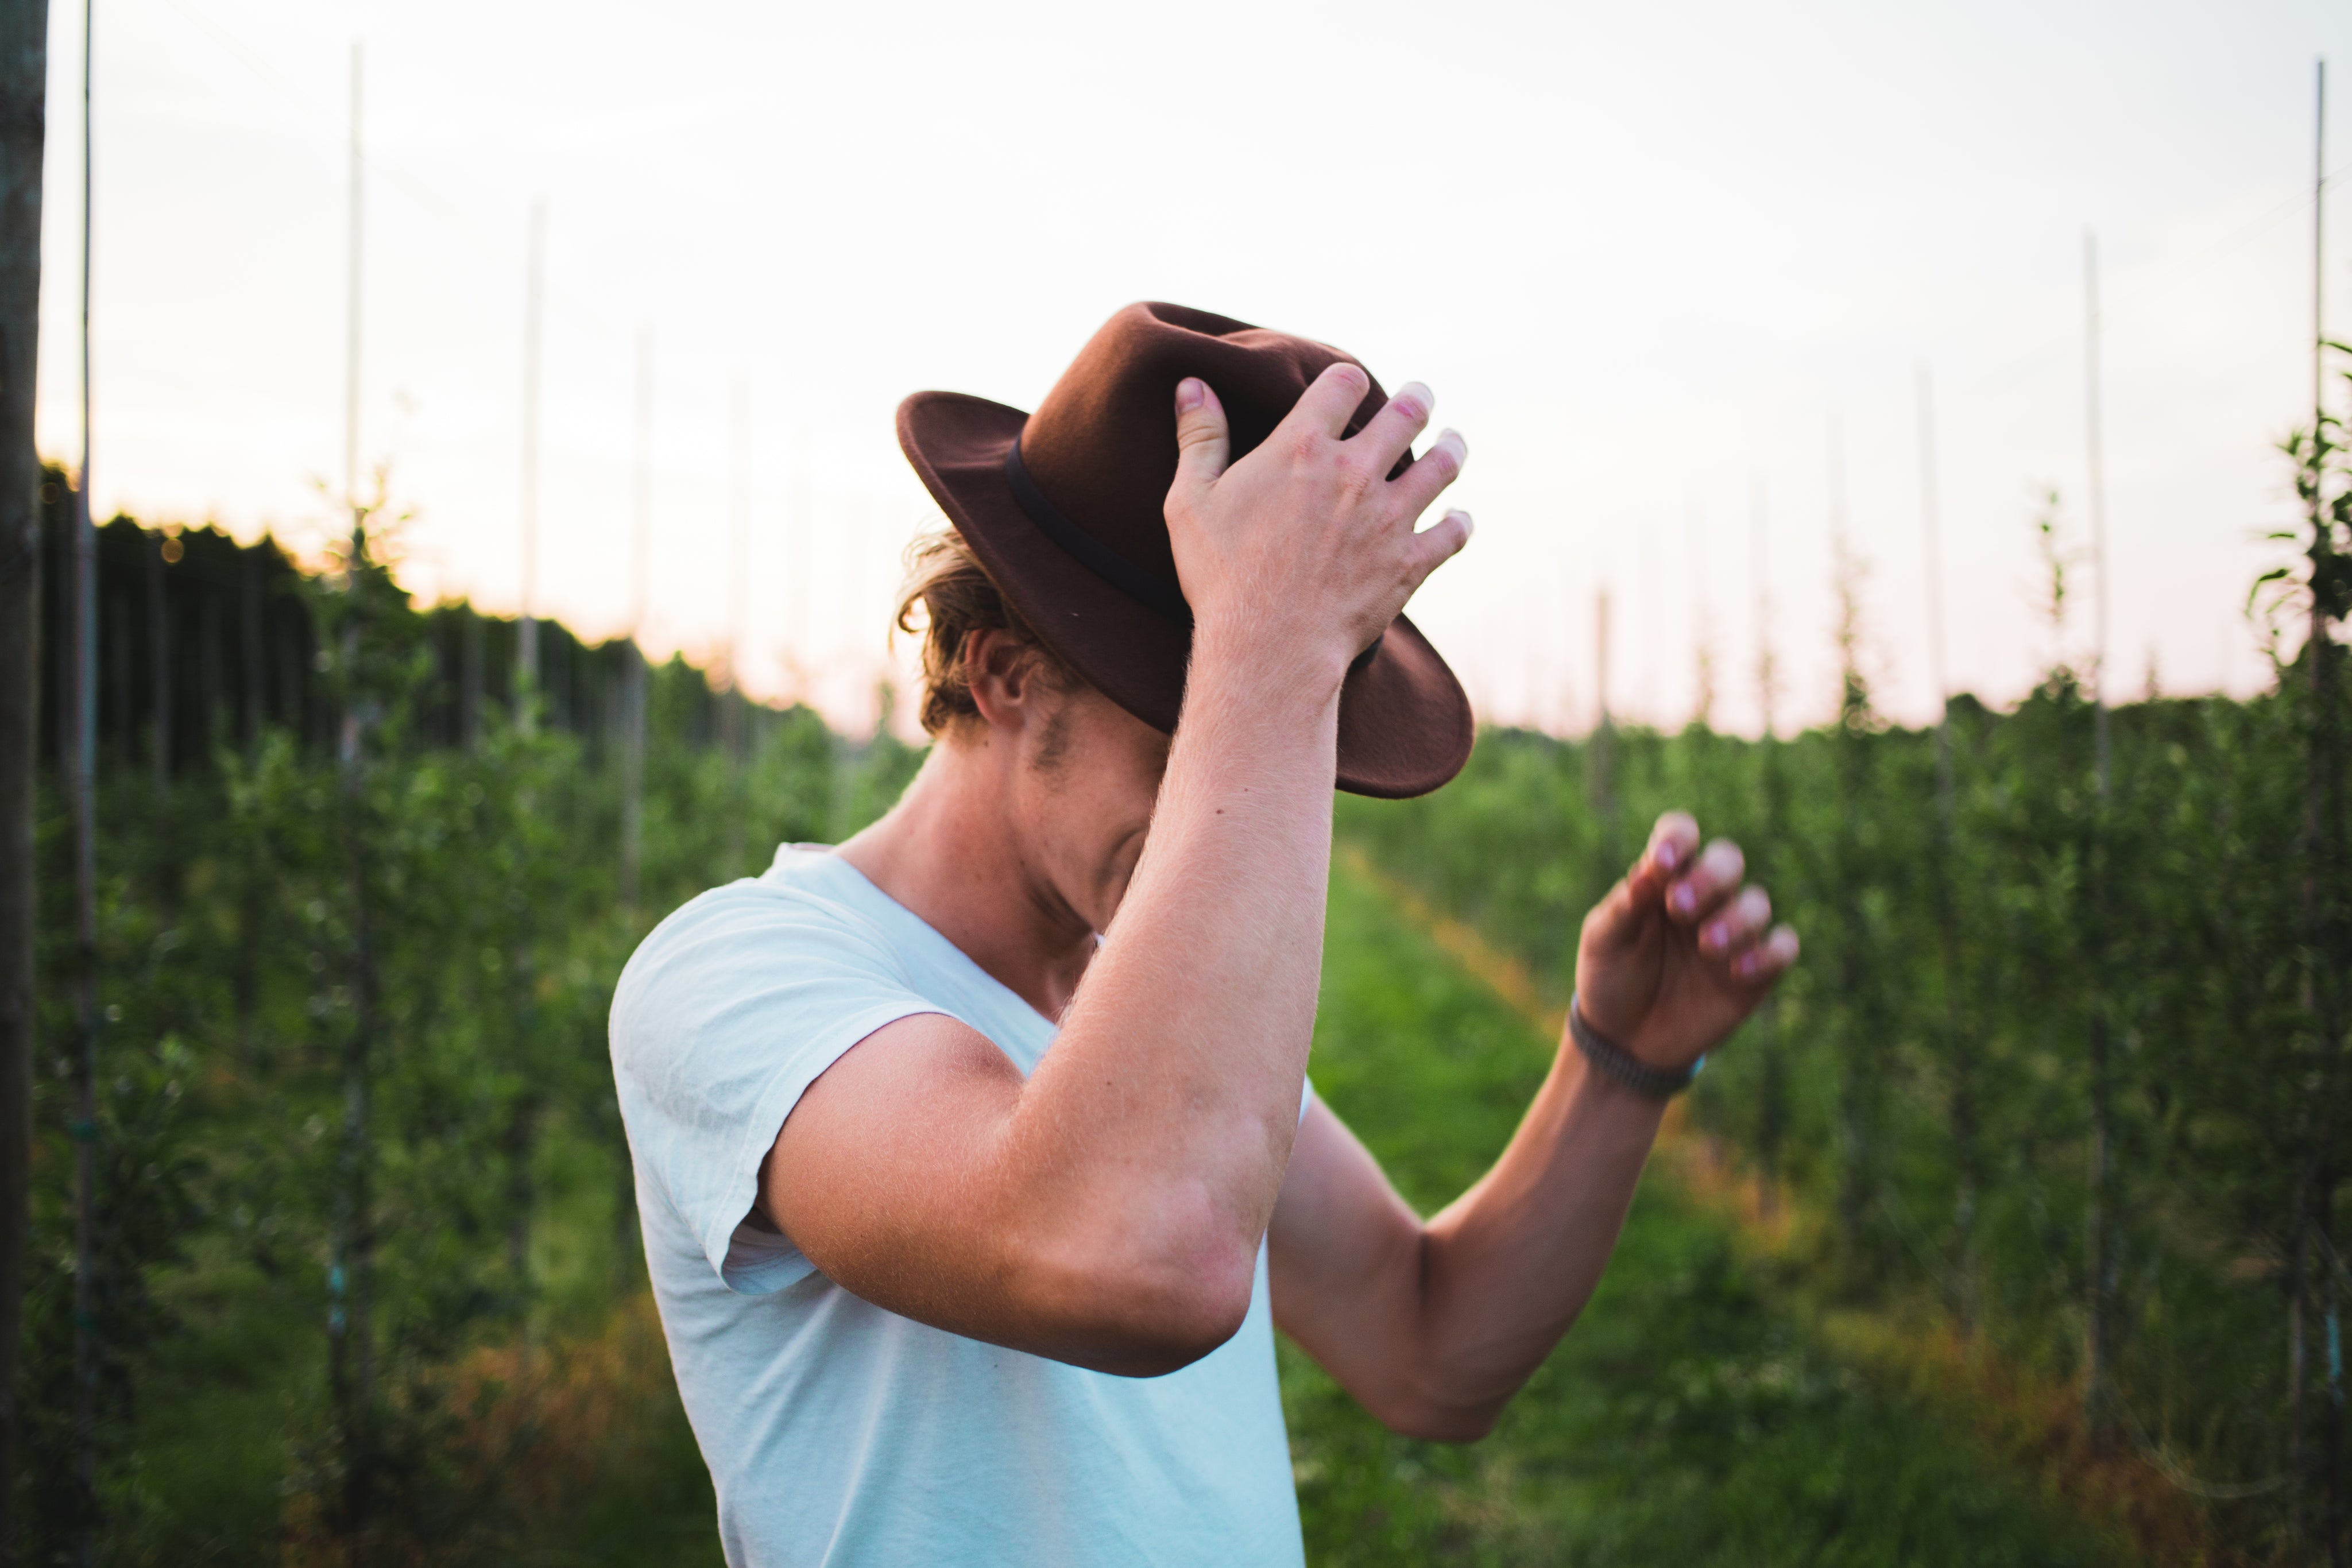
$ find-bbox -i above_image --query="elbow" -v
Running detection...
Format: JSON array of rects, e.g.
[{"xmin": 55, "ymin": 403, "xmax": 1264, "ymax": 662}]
[
  {"xmin": 1027, "ymin": 1221, "xmax": 1259, "ymax": 1378},
  {"xmin": 1097, "ymin": 1248, "xmax": 1258, "ymax": 1377},
  {"xmin": 1380, "ymin": 1403, "xmax": 1500, "ymax": 1445},
  {"xmin": 1362, "ymin": 1365, "xmax": 1507, "ymax": 1444}
]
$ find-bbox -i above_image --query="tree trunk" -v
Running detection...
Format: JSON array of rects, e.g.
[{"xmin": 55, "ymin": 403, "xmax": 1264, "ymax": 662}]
[{"xmin": 0, "ymin": 1, "xmax": 46, "ymax": 1550}]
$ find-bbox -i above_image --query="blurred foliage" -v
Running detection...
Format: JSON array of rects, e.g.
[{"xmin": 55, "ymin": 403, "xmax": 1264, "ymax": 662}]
[
  {"xmin": 1336, "ymin": 466, "xmax": 2349, "ymax": 1557},
  {"xmin": 20, "ymin": 370, "xmax": 2352, "ymax": 1561},
  {"xmin": 1287, "ymin": 860, "xmax": 2123, "ymax": 1566},
  {"xmin": 25, "ymin": 504, "xmax": 915, "ymax": 1562}
]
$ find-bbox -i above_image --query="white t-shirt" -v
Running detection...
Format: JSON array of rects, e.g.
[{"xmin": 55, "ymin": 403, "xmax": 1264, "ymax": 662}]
[{"xmin": 610, "ymin": 844, "xmax": 1310, "ymax": 1568}]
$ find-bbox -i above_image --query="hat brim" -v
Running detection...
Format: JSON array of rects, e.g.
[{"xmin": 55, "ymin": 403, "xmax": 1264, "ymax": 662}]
[{"xmin": 898, "ymin": 390, "xmax": 1475, "ymax": 799}]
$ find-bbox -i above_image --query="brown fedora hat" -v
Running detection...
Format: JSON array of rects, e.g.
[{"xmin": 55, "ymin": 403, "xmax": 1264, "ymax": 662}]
[{"xmin": 896, "ymin": 301, "xmax": 1475, "ymax": 800}]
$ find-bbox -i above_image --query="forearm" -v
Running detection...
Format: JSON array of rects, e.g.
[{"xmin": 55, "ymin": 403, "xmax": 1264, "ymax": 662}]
[
  {"xmin": 1402, "ymin": 1043, "xmax": 1666, "ymax": 1428},
  {"xmin": 1005, "ymin": 632, "xmax": 1343, "ymax": 1304}
]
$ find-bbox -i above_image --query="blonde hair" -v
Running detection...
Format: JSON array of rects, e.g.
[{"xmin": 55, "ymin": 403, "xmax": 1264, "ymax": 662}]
[{"xmin": 895, "ymin": 530, "xmax": 1077, "ymax": 737}]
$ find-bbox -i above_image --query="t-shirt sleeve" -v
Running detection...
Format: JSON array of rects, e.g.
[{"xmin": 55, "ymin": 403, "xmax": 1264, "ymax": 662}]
[{"xmin": 610, "ymin": 884, "xmax": 940, "ymax": 1295}]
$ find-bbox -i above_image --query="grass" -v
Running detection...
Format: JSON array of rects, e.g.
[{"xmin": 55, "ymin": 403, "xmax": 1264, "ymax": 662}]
[
  {"xmin": 1285, "ymin": 853, "xmax": 2129, "ymax": 1566},
  {"xmin": 108, "ymin": 854, "xmax": 2121, "ymax": 1564},
  {"xmin": 121, "ymin": 1118, "xmax": 719, "ymax": 1566}
]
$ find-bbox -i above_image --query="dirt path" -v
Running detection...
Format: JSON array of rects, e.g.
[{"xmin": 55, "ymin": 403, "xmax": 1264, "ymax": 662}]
[{"xmin": 1333, "ymin": 842, "xmax": 2217, "ymax": 1564}]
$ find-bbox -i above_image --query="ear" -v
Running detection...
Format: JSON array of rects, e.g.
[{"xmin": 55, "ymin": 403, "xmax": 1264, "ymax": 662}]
[{"xmin": 962, "ymin": 628, "xmax": 1055, "ymax": 734}]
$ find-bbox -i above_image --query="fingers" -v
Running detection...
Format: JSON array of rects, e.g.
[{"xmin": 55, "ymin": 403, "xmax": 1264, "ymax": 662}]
[
  {"xmin": 1353, "ymin": 380, "xmax": 1435, "ymax": 475},
  {"xmin": 1733, "ymin": 925, "xmax": 1801, "ymax": 984},
  {"xmin": 1171, "ymin": 377, "xmax": 1231, "ymax": 494},
  {"xmin": 1665, "ymin": 833, "xmax": 1797, "ymax": 984},
  {"xmin": 1665, "ymin": 838, "xmax": 1745, "ymax": 925},
  {"xmin": 1286, "ymin": 359, "xmax": 1374, "ymax": 440},
  {"xmin": 1386, "ymin": 427, "xmax": 1468, "ymax": 520},
  {"xmin": 1628, "ymin": 811, "xmax": 1701, "ymax": 901},
  {"xmin": 1402, "ymin": 508, "xmax": 1475, "ymax": 587},
  {"xmin": 1699, "ymin": 885, "xmax": 1771, "ymax": 959}
]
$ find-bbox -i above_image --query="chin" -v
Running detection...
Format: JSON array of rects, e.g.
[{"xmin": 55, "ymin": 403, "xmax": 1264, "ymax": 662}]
[{"xmin": 1094, "ymin": 835, "xmax": 1150, "ymax": 931}]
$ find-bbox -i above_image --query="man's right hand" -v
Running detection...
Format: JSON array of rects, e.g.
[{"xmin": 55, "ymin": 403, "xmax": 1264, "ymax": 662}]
[{"xmin": 1162, "ymin": 363, "xmax": 1473, "ymax": 691}]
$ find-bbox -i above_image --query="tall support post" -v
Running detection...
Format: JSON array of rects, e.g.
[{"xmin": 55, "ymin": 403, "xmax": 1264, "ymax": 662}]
[
  {"xmin": 1748, "ymin": 473, "xmax": 1786, "ymax": 1207},
  {"xmin": 1827, "ymin": 409, "xmax": 1878, "ymax": 1268},
  {"xmin": 2318, "ymin": 58, "xmax": 2349, "ymax": 1562},
  {"xmin": 0, "ymin": 0, "xmax": 50, "ymax": 1551},
  {"xmin": 324, "ymin": 41, "xmax": 385, "ymax": 1554},
  {"xmin": 1917, "ymin": 363, "xmax": 1976, "ymax": 1333},
  {"xmin": 1751, "ymin": 475, "xmax": 1776, "ymax": 740},
  {"xmin": 144, "ymin": 524, "xmax": 164, "ymax": 789},
  {"xmin": 613, "ymin": 326, "xmax": 652, "ymax": 1286},
  {"xmin": 2080, "ymin": 228, "xmax": 2116, "ymax": 1453},
  {"xmin": 1685, "ymin": 500, "xmax": 1713, "ymax": 729},
  {"xmin": 2292, "ymin": 55, "xmax": 2346, "ymax": 1560},
  {"xmin": 722, "ymin": 374, "xmax": 749, "ymax": 875},
  {"xmin": 1589, "ymin": 585, "xmax": 1616, "ymax": 865},
  {"xmin": 341, "ymin": 50, "xmax": 361, "ymax": 541},
  {"xmin": 1917, "ymin": 368, "xmax": 1956, "ymax": 819},
  {"xmin": 786, "ymin": 445, "xmax": 808, "ymax": 704},
  {"xmin": 516, "ymin": 201, "xmax": 545, "ymax": 730},
  {"xmin": 2084, "ymin": 238, "xmax": 2114, "ymax": 796},
  {"xmin": 620, "ymin": 326, "xmax": 651, "ymax": 922},
  {"xmin": 68, "ymin": 0, "xmax": 96, "ymax": 1550}
]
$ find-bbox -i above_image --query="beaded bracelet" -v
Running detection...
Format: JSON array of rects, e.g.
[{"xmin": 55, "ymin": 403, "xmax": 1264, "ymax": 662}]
[{"xmin": 1567, "ymin": 994, "xmax": 1697, "ymax": 1101}]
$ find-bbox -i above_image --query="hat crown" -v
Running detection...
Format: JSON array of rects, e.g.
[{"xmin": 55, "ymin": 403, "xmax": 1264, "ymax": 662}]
[{"xmin": 1014, "ymin": 303, "xmax": 1391, "ymax": 595}]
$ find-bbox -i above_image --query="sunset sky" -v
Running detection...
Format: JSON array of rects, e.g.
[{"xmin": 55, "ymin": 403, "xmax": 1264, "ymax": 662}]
[{"xmin": 35, "ymin": 0, "xmax": 2352, "ymax": 737}]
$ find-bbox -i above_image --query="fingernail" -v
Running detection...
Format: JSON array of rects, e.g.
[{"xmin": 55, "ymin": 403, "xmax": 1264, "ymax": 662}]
[
  {"xmin": 1734, "ymin": 952, "xmax": 1758, "ymax": 978},
  {"xmin": 1704, "ymin": 920, "xmax": 1728, "ymax": 952},
  {"xmin": 1393, "ymin": 382, "xmax": 1432, "ymax": 419},
  {"xmin": 1655, "ymin": 841, "xmax": 1681, "ymax": 872},
  {"xmin": 1176, "ymin": 377, "xmax": 1205, "ymax": 412},
  {"xmin": 1456, "ymin": 510, "xmax": 1475, "ymax": 540},
  {"xmin": 1672, "ymin": 884, "xmax": 1696, "ymax": 916}
]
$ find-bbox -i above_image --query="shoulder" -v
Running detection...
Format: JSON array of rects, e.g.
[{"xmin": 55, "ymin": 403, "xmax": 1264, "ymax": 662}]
[{"xmin": 612, "ymin": 849, "xmax": 915, "ymax": 1067}]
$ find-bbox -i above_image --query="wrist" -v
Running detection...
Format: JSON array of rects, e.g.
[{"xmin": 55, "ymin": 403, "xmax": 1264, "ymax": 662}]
[
  {"xmin": 1187, "ymin": 613, "xmax": 1351, "ymax": 714},
  {"xmin": 1568, "ymin": 996, "xmax": 1697, "ymax": 1102}
]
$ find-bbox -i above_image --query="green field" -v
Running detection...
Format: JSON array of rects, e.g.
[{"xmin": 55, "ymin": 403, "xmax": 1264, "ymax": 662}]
[
  {"xmin": 98, "ymin": 849, "xmax": 2119, "ymax": 1565},
  {"xmin": 1284, "ymin": 857, "xmax": 2122, "ymax": 1567}
]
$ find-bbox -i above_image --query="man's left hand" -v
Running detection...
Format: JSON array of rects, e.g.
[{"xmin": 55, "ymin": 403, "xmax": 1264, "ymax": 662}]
[{"xmin": 1574, "ymin": 811, "xmax": 1798, "ymax": 1071}]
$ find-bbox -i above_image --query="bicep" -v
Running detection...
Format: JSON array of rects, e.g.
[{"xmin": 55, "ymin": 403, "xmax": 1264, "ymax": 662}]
[
  {"xmin": 1268, "ymin": 1098, "xmax": 1429, "ymax": 1408},
  {"xmin": 763, "ymin": 1011, "xmax": 1030, "ymax": 1333}
]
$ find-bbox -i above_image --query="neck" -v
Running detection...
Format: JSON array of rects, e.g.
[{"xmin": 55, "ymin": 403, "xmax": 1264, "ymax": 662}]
[{"xmin": 836, "ymin": 739, "xmax": 1097, "ymax": 1021}]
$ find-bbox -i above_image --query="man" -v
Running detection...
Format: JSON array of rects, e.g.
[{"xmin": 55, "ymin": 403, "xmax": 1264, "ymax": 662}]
[{"xmin": 611, "ymin": 303, "xmax": 1798, "ymax": 1566}]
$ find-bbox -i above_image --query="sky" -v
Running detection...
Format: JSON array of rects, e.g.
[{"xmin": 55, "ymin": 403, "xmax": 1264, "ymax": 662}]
[{"xmin": 33, "ymin": 0, "xmax": 2352, "ymax": 738}]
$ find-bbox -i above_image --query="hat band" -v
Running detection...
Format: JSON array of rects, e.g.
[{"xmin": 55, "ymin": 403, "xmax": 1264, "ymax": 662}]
[{"xmin": 1005, "ymin": 437, "xmax": 1194, "ymax": 626}]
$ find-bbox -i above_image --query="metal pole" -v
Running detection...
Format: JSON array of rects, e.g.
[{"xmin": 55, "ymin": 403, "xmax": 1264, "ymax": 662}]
[
  {"xmin": 2084, "ymin": 233, "xmax": 2111, "ymax": 796},
  {"xmin": 2082, "ymin": 226, "xmax": 2116, "ymax": 1453},
  {"xmin": 0, "ymin": 0, "xmax": 51, "ymax": 1553},
  {"xmin": 69, "ymin": 0, "xmax": 97, "ymax": 1551},
  {"xmin": 2293, "ymin": 55, "xmax": 2346, "ymax": 1560},
  {"xmin": 1917, "ymin": 367, "xmax": 1952, "ymax": 794},
  {"xmin": 620, "ymin": 326, "xmax": 650, "ymax": 920},
  {"xmin": 1917, "ymin": 361, "xmax": 1976, "ymax": 1330},
  {"xmin": 728, "ymin": 374, "xmax": 749, "ymax": 696},
  {"xmin": 1750, "ymin": 475, "xmax": 1774, "ymax": 738},
  {"xmin": 516, "ymin": 201, "xmax": 544, "ymax": 728},
  {"xmin": 722, "ymin": 375, "xmax": 749, "ymax": 872},
  {"xmin": 342, "ymin": 44, "xmax": 361, "ymax": 543}
]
